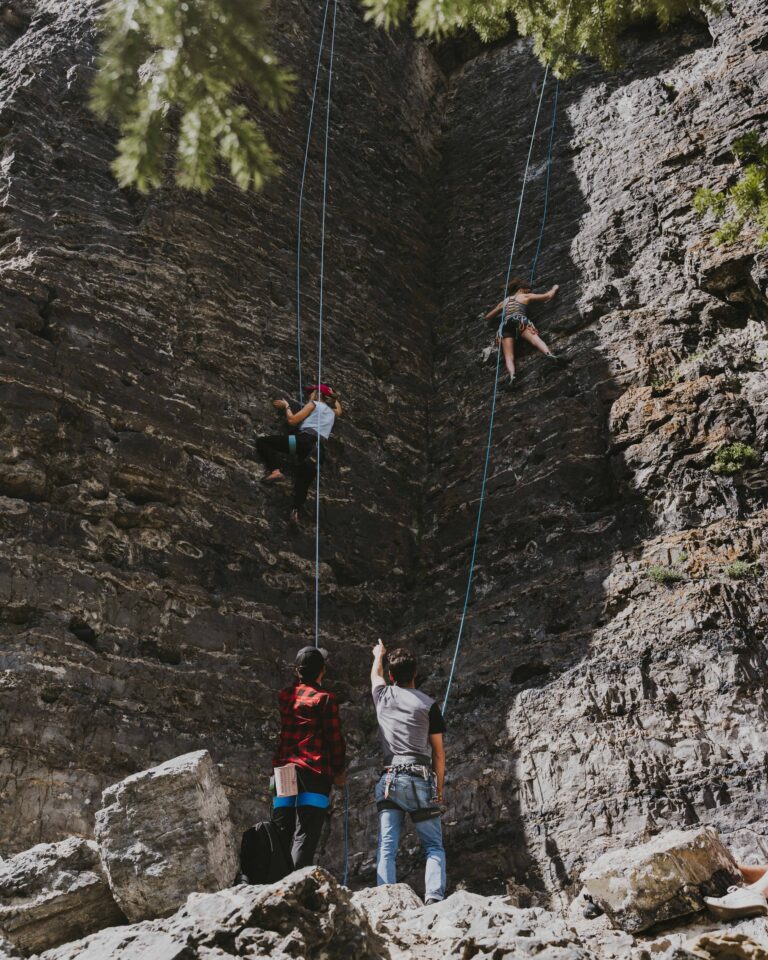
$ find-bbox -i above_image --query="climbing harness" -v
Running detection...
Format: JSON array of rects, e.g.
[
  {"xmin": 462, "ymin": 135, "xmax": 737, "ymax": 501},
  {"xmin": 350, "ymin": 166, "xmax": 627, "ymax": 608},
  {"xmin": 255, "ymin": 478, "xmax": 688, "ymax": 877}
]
[{"xmin": 442, "ymin": 68, "xmax": 560, "ymax": 714}]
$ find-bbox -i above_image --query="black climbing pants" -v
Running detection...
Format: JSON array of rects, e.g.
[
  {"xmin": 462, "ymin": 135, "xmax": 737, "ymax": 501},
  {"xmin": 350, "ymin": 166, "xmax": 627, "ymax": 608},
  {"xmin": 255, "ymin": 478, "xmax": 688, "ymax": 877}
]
[
  {"xmin": 256, "ymin": 433, "xmax": 318, "ymax": 510},
  {"xmin": 271, "ymin": 768, "xmax": 332, "ymax": 869}
]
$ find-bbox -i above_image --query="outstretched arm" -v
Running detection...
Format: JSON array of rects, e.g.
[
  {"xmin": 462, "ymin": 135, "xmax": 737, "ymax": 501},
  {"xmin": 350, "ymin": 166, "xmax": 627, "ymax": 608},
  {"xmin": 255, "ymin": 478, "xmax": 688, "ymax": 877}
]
[
  {"xmin": 520, "ymin": 284, "xmax": 559, "ymax": 303},
  {"xmin": 273, "ymin": 398, "xmax": 315, "ymax": 427},
  {"xmin": 371, "ymin": 640, "xmax": 386, "ymax": 690}
]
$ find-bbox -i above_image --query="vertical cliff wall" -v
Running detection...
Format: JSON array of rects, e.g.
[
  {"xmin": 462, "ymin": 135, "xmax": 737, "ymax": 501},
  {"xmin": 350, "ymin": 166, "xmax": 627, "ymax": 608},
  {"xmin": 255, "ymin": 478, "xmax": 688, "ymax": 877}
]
[
  {"xmin": 0, "ymin": 0, "xmax": 766, "ymax": 901},
  {"xmin": 398, "ymin": 0, "xmax": 768, "ymax": 896},
  {"xmin": 0, "ymin": 0, "xmax": 442, "ymax": 851}
]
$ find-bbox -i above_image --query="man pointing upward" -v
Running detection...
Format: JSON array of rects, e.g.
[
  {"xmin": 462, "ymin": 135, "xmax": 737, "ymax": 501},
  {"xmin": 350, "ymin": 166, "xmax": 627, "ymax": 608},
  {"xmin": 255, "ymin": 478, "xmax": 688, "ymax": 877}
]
[{"xmin": 371, "ymin": 640, "xmax": 446, "ymax": 903}]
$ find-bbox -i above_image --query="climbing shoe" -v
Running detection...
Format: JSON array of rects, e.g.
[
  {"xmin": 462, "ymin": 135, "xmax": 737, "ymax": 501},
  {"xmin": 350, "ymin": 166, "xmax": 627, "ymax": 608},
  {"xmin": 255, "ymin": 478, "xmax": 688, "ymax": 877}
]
[
  {"xmin": 424, "ymin": 898, "xmax": 442, "ymax": 906},
  {"xmin": 545, "ymin": 353, "xmax": 569, "ymax": 367}
]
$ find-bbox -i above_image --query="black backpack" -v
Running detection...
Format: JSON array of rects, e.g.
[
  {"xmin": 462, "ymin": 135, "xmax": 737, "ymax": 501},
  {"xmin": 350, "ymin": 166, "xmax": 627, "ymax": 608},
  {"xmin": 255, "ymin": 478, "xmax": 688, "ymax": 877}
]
[{"xmin": 240, "ymin": 821, "xmax": 293, "ymax": 884}]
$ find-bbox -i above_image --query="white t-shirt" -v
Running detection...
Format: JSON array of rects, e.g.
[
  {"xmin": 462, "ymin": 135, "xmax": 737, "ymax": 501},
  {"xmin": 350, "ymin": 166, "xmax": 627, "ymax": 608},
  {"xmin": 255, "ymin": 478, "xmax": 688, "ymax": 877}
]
[{"xmin": 300, "ymin": 400, "xmax": 335, "ymax": 439}]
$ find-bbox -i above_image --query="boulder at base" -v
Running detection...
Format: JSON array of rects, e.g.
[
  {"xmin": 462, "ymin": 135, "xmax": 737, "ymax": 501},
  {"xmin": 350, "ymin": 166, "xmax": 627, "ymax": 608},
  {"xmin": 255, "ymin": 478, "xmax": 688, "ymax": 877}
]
[
  {"xmin": 95, "ymin": 750, "xmax": 238, "ymax": 922},
  {"xmin": 581, "ymin": 828, "xmax": 741, "ymax": 933},
  {"xmin": 0, "ymin": 837, "xmax": 123, "ymax": 957},
  {"xmin": 37, "ymin": 868, "xmax": 388, "ymax": 960}
]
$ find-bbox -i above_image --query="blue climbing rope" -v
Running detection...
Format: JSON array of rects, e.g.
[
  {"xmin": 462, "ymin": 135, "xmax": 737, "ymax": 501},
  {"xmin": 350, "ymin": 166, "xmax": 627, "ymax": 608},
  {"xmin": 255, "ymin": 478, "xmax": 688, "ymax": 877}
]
[
  {"xmin": 342, "ymin": 783, "xmax": 350, "ymax": 885},
  {"xmin": 313, "ymin": 0, "xmax": 338, "ymax": 650},
  {"xmin": 442, "ymin": 65, "xmax": 552, "ymax": 714},
  {"xmin": 296, "ymin": 0, "xmax": 332, "ymax": 400},
  {"xmin": 529, "ymin": 79, "xmax": 559, "ymax": 285}
]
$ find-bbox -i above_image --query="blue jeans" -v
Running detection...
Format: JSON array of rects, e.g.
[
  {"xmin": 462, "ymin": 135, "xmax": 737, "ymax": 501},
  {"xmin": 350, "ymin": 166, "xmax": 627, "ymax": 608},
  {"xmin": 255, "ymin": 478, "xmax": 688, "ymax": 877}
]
[{"xmin": 375, "ymin": 772, "xmax": 446, "ymax": 901}]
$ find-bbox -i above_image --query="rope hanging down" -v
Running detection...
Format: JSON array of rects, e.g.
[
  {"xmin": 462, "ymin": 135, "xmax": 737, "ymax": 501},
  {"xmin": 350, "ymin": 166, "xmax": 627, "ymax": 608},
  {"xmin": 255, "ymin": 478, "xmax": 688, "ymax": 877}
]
[
  {"xmin": 296, "ymin": 0, "xmax": 332, "ymax": 400},
  {"xmin": 292, "ymin": 0, "xmax": 348, "ymax": 887},
  {"xmin": 313, "ymin": 0, "xmax": 338, "ymax": 650},
  {"xmin": 442, "ymin": 68, "xmax": 559, "ymax": 714}
]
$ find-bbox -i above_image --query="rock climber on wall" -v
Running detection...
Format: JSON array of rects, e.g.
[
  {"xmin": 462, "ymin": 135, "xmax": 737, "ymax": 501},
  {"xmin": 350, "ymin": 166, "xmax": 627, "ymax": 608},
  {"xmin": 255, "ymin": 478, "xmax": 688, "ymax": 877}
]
[
  {"xmin": 256, "ymin": 384, "xmax": 342, "ymax": 524},
  {"xmin": 480, "ymin": 278, "xmax": 567, "ymax": 391}
]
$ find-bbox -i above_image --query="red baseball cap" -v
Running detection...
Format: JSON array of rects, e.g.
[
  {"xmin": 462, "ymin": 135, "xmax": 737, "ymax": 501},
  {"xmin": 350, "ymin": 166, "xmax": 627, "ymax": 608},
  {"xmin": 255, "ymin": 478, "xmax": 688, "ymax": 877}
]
[{"xmin": 304, "ymin": 383, "xmax": 333, "ymax": 396}]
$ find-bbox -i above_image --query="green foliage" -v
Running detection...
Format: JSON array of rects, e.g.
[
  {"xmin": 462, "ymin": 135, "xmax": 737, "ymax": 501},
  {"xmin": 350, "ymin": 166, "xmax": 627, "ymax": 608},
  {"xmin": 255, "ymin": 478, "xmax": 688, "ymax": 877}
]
[
  {"xmin": 694, "ymin": 132, "xmax": 768, "ymax": 248},
  {"xmin": 725, "ymin": 560, "xmax": 759, "ymax": 580},
  {"xmin": 648, "ymin": 564, "xmax": 684, "ymax": 584},
  {"xmin": 711, "ymin": 442, "xmax": 759, "ymax": 475},
  {"xmin": 359, "ymin": 0, "xmax": 719, "ymax": 78},
  {"xmin": 91, "ymin": 0, "xmax": 294, "ymax": 193}
]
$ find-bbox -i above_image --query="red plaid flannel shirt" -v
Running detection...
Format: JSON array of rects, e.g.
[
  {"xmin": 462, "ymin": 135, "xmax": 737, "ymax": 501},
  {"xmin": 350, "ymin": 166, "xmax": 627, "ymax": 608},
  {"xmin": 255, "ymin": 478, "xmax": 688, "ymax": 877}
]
[{"xmin": 273, "ymin": 681, "xmax": 346, "ymax": 779}]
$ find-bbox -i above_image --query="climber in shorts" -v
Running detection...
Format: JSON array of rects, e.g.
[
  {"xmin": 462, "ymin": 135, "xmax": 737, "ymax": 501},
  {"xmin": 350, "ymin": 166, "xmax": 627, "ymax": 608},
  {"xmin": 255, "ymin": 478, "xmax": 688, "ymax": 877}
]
[
  {"xmin": 371, "ymin": 641, "xmax": 447, "ymax": 903},
  {"xmin": 256, "ymin": 384, "xmax": 342, "ymax": 524},
  {"xmin": 480, "ymin": 278, "xmax": 566, "ymax": 391}
]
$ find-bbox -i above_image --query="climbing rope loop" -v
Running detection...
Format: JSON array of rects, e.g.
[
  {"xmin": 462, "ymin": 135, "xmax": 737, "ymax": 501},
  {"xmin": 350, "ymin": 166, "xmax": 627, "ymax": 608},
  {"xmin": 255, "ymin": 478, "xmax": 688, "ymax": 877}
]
[{"xmin": 442, "ymin": 67, "xmax": 559, "ymax": 714}]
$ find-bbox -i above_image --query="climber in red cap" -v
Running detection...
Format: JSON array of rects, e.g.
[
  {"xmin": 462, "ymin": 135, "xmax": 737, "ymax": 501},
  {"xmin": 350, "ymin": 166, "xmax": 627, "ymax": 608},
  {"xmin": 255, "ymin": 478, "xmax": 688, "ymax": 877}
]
[{"xmin": 256, "ymin": 384, "xmax": 343, "ymax": 524}]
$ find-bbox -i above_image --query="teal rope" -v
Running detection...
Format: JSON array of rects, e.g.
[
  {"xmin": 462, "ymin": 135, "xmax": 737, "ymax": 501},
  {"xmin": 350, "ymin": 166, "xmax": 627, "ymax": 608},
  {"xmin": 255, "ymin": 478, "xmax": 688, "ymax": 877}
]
[
  {"xmin": 529, "ymin": 79, "xmax": 559, "ymax": 285},
  {"xmin": 442, "ymin": 66, "xmax": 551, "ymax": 714},
  {"xmin": 296, "ymin": 0, "xmax": 332, "ymax": 400}
]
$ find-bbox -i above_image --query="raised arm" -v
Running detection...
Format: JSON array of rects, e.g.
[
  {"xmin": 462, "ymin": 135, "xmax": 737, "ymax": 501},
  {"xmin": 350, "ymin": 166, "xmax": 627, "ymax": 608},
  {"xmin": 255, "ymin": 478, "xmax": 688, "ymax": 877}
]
[
  {"xmin": 273, "ymin": 398, "xmax": 315, "ymax": 427},
  {"xmin": 519, "ymin": 284, "xmax": 559, "ymax": 303},
  {"xmin": 371, "ymin": 640, "xmax": 386, "ymax": 690}
]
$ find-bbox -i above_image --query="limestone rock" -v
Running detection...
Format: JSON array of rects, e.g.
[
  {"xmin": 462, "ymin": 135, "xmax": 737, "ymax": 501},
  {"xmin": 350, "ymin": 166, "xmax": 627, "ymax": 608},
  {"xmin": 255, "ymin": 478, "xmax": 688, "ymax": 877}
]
[
  {"xmin": 374, "ymin": 888, "xmax": 595, "ymax": 960},
  {"xmin": 0, "ymin": 837, "xmax": 123, "ymax": 956},
  {"xmin": 676, "ymin": 931, "xmax": 768, "ymax": 960},
  {"xmin": 352, "ymin": 882, "xmax": 424, "ymax": 930},
  {"xmin": 94, "ymin": 751, "xmax": 238, "ymax": 922},
  {"xmin": 581, "ymin": 828, "xmax": 741, "ymax": 933},
  {"xmin": 0, "ymin": 937, "xmax": 21, "ymax": 960},
  {"xmin": 38, "ymin": 868, "xmax": 388, "ymax": 960}
]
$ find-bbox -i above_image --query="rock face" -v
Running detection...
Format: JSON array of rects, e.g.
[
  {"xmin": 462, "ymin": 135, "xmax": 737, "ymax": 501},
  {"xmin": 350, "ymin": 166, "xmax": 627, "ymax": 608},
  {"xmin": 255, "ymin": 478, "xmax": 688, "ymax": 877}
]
[
  {"xmin": 0, "ymin": 837, "xmax": 123, "ymax": 956},
  {"xmin": 0, "ymin": 0, "xmax": 766, "ymax": 908},
  {"xmin": 581, "ymin": 827, "xmax": 741, "ymax": 932},
  {"xmin": 94, "ymin": 751, "xmax": 237, "ymax": 922},
  {"xmin": 38, "ymin": 868, "xmax": 388, "ymax": 960}
]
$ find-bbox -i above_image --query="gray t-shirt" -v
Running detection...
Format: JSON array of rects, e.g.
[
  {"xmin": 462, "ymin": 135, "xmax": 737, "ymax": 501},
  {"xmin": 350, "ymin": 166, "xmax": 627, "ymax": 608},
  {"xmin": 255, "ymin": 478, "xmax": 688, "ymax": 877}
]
[{"xmin": 372, "ymin": 681, "xmax": 446, "ymax": 764}]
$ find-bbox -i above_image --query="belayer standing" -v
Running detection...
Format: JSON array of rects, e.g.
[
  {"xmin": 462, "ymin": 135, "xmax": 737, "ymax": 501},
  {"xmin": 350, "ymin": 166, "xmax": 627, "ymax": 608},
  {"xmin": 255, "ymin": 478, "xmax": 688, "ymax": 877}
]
[
  {"xmin": 481, "ymin": 278, "xmax": 566, "ymax": 391},
  {"xmin": 256, "ymin": 384, "xmax": 342, "ymax": 524},
  {"xmin": 371, "ymin": 641, "xmax": 447, "ymax": 903},
  {"xmin": 272, "ymin": 646, "xmax": 347, "ymax": 870}
]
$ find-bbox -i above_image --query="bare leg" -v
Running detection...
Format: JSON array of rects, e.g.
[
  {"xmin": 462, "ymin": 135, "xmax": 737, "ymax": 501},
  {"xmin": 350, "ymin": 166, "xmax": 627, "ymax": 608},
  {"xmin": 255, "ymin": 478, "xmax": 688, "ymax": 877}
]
[
  {"xmin": 740, "ymin": 863, "xmax": 768, "ymax": 894},
  {"xmin": 501, "ymin": 337, "xmax": 516, "ymax": 378},
  {"xmin": 520, "ymin": 327, "xmax": 553, "ymax": 356}
]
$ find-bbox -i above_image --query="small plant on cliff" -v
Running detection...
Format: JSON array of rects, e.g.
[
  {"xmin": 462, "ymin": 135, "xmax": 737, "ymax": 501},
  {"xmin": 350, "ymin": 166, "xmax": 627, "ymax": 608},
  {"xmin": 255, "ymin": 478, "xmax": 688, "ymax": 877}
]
[
  {"xmin": 725, "ymin": 560, "xmax": 759, "ymax": 580},
  {"xmin": 694, "ymin": 132, "xmax": 768, "ymax": 248},
  {"xmin": 91, "ymin": 0, "xmax": 294, "ymax": 192},
  {"xmin": 648, "ymin": 564, "xmax": 684, "ymax": 584},
  {"xmin": 361, "ymin": 0, "xmax": 720, "ymax": 78},
  {"xmin": 710, "ymin": 442, "xmax": 759, "ymax": 475}
]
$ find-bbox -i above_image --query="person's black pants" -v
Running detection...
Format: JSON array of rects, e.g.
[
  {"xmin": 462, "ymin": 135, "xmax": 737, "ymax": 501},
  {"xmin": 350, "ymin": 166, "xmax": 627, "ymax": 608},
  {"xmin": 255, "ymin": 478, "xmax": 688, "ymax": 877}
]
[
  {"xmin": 271, "ymin": 767, "xmax": 332, "ymax": 869},
  {"xmin": 256, "ymin": 433, "xmax": 319, "ymax": 510}
]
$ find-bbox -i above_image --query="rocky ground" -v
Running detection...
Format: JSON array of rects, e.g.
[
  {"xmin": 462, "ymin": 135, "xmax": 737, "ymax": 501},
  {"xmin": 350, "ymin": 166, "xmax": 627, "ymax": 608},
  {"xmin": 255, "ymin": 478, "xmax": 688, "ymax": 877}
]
[
  {"xmin": 0, "ymin": 0, "xmax": 766, "ymax": 920},
  {"xmin": 2, "ymin": 754, "xmax": 768, "ymax": 960}
]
